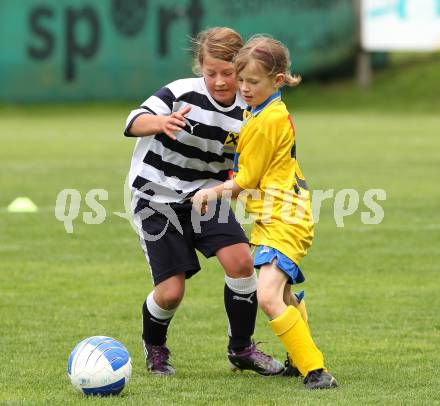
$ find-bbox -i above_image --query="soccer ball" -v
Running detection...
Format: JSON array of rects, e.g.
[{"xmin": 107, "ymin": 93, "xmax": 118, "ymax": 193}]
[{"xmin": 67, "ymin": 336, "xmax": 132, "ymax": 396}]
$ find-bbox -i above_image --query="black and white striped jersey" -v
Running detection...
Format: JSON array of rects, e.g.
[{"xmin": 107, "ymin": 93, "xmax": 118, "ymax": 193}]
[{"xmin": 125, "ymin": 77, "xmax": 245, "ymax": 204}]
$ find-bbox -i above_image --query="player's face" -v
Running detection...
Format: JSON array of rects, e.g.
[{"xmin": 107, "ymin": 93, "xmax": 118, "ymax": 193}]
[
  {"xmin": 237, "ymin": 61, "xmax": 282, "ymax": 108},
  {"xmin": 201, "ymin": 54, "xmax": 237, "ymax": 106}
]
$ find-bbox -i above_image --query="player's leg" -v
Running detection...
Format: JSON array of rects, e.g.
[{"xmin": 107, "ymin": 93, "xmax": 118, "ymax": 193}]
[
  {"xmin": 217, "ymin": 243, "xmax": 285, "ymax": 376},
  {"xmin": 195, "ymin": 200, "xmax": 283, "ymax": 376},
  {"xmin": 143, "ymin": 279, "xmax": 185, "ymax": 346},
  {"xmin": 257, "ymin": 261, "xmax": 289, "ymax": 317},
  {"xmin": 283, "ymin": 285, "xmax": 309, "ymax": 377},
  {"xmin": 283, "ymin": 285, "xmax": 309, "ymax": 329},
  {"xmin": 258, "ymin": 259, "xmax": 336, "ymax": 389},
  {"xmin": 141, "ymin": 274, "xmax": 185, "ymax": 375},
  {"xmin": 135, "ymin": 203, "xmax": 200, "ymax": 375},
  {"xmin": 216, "ymin": 243, "xmax": 256, "ymax": 350}
]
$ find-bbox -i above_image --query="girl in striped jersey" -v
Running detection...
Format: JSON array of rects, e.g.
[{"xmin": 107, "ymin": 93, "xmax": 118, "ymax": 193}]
[
  {"xmin": 124, "ymin": 28, "xmax": 283, "ymax": 376},
  {"xmin": 192, "ymin": 35, "xmax": 338, "ymax": 389}
]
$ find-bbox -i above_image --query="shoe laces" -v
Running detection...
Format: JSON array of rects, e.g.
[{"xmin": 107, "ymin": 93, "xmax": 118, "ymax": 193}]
[
  {"xmin": 149, "ymin": 345, "xmax": 171, "ymax": 366},
  {"xmin": 304, "ymin": 368, "xmax": 323, "ymax": 383},
  {"xmin": 248, "ymin": 341, "xmax": 275, "ymax": 363}
]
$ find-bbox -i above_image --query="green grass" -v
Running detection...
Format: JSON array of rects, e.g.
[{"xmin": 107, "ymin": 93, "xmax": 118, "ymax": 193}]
[{"xmin": 1, "ymin": 59, "xmax": 440, "ymax": 405}]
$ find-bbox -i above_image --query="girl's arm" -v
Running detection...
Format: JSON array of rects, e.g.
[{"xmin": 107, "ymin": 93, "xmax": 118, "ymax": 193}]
[
  {"xmin": 207, "ymin": 179, "xmax": 243, "ymax": 199},
  {"xmin": 192, "ymin": 179, "xmax": 243, "ymax": 214},
  {"xmin": 129, "ymin": 105, "xmax": 191, "ymax": 140}
]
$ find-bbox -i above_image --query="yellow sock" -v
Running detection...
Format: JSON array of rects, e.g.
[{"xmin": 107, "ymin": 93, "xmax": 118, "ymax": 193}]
[
  {"xmin": 287, "ymin": 299, "xmax": 312, "ymax": 370},
  {"xmin": 296, "ymin": 299, "xmax": 309, "ymax": 331},
  {"xmin": 270, "ymin": 305, "xmax": 324, "ymax": 376},
  {"xmin": 287, "ymin": 291, "xmax": 310, "ymax": 331}
]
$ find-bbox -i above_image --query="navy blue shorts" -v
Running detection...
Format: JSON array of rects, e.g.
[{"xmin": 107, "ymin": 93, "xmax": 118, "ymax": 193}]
[{"xmin": 134, "ymin": 199, "xmax": 248, "ymax": 286}]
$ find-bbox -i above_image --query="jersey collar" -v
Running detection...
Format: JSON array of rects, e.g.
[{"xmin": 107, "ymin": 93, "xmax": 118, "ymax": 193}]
[
  {"xmin": 246, "ymin": 90, "xmax": 281, "ymax": 115},
  {"xmin": 243, "ymin": 91, "xmax": 281, "ymax": 127}
]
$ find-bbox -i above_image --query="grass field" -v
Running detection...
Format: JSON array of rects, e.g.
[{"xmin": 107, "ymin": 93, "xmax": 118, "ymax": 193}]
[{"xmin": 1, "ymin": 58, "xmax": 440, "ymax": 405}]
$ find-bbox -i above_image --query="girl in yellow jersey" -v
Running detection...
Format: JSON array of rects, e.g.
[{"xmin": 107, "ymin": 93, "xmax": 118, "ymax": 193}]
[{"xmin": 192, "ymin": 35, "xmax": 337, "ymax": 389}]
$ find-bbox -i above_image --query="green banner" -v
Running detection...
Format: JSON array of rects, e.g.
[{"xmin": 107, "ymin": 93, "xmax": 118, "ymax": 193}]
[{"xmin": 0, "ymin": 0, "xmax": 355, "ymax": 102}]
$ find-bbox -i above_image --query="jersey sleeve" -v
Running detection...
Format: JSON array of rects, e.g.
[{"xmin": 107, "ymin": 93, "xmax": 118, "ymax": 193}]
[
  {"xmin": 234, "ymin": 126, "xmax": 278, "ymax": 190},
  {"xmin": 124, "ymin": 86, "xmax": 177, "ymax": 136},
  {"xmin": 142, "ymin": 87, "xmax": 176, "ymax": 116}
]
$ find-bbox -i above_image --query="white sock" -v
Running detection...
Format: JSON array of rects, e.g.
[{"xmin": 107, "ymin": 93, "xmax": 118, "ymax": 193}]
[
  {"xmin": 225, "ymin": 270, "xmax": 257, "ymax": 295},
  {"xmin": 146, "ymin": 291, "xmax": 178, "ymax": 320}
]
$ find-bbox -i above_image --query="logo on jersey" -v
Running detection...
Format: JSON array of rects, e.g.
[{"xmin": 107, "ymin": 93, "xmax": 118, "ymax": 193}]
[
  {"xmin": 185, "ymin": 119, "xmax": 199, "ymax": 135},
  {"xmin": 224, "ymin": 132, "xmax": 239, "ymax": 147}
]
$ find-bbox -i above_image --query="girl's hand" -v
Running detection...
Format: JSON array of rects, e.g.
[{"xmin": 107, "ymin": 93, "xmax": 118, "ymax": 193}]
[
  {"xmin": 161, "ymin": 105, "xmax": 191, "ymax": 140},
  {"xmin": 192, "ymin": 189, "xmax": 209, "ymax": 215}
]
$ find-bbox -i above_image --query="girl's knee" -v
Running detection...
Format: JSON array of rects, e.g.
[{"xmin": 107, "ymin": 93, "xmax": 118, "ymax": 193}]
[
  {"xmin": 257, "ymin": 286, "xmax": 280, "ymax": 317},
  {"xmin": 257, "ymin": 263, "xmax": 289, "ymax": 317},
  {"xmin": 154, "ymin": 285, "xmax": 184, "ymax": 310},
  {"xmin": 225, "ymin": 254, "xmax": 254, "ymax": 278}
]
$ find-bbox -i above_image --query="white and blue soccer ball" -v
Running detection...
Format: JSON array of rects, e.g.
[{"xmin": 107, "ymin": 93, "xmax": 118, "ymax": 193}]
[{"xmin": 67, "ymin": 336, "xmax": 132, "ymax": 396}]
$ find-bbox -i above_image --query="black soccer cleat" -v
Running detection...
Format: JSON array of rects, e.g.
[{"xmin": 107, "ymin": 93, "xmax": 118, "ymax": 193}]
[
  {"xmin": 228, "ymin": 342, "xmax": 284, "ymax": 376},
  {"xmin": 283, "ymin": 353, "xmax": 301, "ymax": 377},
  {"xmin": 143, "ymin": 341, "xmax": 175, "ymax": 376},
  {"xmin": 303, "ymin": 369, "xmax": 338, "ymax": 389}
]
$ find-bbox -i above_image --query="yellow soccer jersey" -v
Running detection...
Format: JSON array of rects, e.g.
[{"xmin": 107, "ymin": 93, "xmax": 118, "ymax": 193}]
[{"xmin": 234, "ymin": 95, "xmax": 314, "ymax": 266}]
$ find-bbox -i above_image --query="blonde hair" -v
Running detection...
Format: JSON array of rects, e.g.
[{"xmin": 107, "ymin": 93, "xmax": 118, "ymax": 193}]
[
  {"xmin": 234, "ymin": 35, "xmax": 301, "ymax": 87},
  {"xmin": 191, "ymin": 27, "xmax": 244, "ymax": 76}
]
